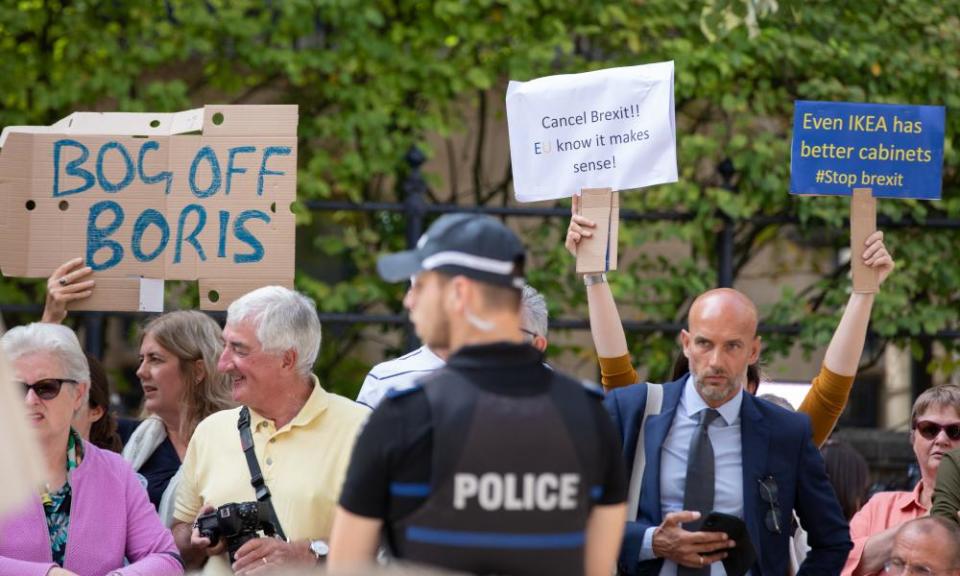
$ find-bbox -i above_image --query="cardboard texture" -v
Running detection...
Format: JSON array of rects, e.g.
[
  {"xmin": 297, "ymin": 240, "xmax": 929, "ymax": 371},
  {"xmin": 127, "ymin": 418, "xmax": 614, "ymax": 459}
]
[
  {"xmin": 0, "ymin": 105, "xmax": 298, "ymax": 311},
  {"xmin": 576, "ymin": 188, "xmax": 619, "ymax": 274},
  {"xmin": 851, "ymin": 188, "xmax": 878, "ymax": 293}
]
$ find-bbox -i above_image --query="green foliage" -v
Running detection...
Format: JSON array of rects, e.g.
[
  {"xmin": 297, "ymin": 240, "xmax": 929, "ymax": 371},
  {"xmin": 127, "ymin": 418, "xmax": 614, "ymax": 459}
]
[{"xmin": 2, "ymin": 0, "xmax": 959, "ymax": 392}]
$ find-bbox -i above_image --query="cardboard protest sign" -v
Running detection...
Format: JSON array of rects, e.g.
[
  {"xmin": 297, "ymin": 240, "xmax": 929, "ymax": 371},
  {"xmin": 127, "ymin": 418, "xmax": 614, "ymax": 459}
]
[
  {"xmin": 0, "ymin": 105, "xmax": 297, "ymax": 311},
  {"xmin": 506, "ymin": 61, "xmax": 677, "ymax": 202},
  {"xmin": 791, "ymin": 100, "xmax": 945, "ymax": 199}
]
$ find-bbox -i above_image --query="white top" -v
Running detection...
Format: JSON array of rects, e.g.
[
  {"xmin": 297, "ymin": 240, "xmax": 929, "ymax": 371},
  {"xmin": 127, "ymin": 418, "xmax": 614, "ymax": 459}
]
[
  {"xmin": 641, "ymin": 375, "xmax": 746, "ymax": 575},
  {"xmin": 356, "ymin": 346, "xmax": 446, "ymax": 409}
]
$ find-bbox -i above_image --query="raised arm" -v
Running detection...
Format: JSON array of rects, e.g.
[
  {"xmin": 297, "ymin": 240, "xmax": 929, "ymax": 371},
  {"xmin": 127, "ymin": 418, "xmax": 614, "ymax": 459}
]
[
  {"xmin": 799, "ymin": 230, "xmax": 895, "ymax": 447},
  {"xmin": 823, "ymin": 231, "xmax": 894, "ymax": 375},
  {"xmin": 565, "ymin": 195, "xmax": 637, "ymax": 390}
]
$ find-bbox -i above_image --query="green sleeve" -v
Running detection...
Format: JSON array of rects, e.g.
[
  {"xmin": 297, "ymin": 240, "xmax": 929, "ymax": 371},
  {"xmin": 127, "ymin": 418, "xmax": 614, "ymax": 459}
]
[{"xmin": 931, "ymin": 449, "xmax": 960, "ymax": 525}]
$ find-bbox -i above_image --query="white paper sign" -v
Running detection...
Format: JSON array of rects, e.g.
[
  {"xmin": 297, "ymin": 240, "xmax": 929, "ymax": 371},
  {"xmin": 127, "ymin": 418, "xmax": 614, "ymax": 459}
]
[{"xmin": 506, "ymin": 61, "xmax": 677, "ymax": 202}]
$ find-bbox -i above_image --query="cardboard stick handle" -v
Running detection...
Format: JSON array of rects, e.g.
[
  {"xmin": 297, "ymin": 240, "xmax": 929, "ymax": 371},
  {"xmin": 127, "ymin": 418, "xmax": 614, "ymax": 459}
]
[
  {"xmin": 575, "ymin": 188, "xmax": 619, "ymax": 274},
  {"xmin": 851, "ymin": 188, "xmax": 878, "ymax": 293}
]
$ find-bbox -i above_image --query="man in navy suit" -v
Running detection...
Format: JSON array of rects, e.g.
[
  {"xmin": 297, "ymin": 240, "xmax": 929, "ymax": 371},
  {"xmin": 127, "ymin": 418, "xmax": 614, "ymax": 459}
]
[{"xmin": 605, "ymin": 288, "xmax": 851, "ymax": 575}]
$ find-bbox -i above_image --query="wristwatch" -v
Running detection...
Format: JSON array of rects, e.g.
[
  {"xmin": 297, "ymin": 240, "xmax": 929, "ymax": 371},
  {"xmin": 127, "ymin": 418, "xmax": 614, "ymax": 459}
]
[
  {"xmin": 582, "ymin": 272, "xmax": 607, "ymax": 286},
  {"xmin": 309, "ymin": 539, "xmax": 329, "ymax": 563}
]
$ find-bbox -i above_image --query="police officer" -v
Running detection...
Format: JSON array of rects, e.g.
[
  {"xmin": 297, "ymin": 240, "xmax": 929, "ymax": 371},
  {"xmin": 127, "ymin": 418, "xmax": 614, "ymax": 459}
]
[{"xmin": 328, "ymin": 213, "xmax": 627, "ymax": 576}]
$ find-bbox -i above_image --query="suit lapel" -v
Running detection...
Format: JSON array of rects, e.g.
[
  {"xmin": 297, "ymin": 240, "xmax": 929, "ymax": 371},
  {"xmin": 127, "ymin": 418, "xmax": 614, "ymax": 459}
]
[
  {"xmin": 740, "ymin": 393, "xmax": 769, "ymax": 561},
  {"xmin": 638, "ymin": 379, "xmax": 685, "ymax": 523}
]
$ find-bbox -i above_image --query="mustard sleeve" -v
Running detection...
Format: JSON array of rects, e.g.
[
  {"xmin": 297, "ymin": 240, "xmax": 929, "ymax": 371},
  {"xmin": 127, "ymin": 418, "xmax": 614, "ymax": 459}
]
[
  {"xmin": 797, "ymin": 364, "xmax": 855, "ymax": 448},
  {"xmin": 598, "ymin": 354, "xmax": 640, "ymax": 392}
]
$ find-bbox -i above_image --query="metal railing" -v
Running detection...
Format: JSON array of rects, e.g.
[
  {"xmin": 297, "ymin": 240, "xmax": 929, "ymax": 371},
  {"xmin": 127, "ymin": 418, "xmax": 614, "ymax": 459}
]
[{"xmin": 3, "ymin": 146, "xmax": 960, "ymax": 359}]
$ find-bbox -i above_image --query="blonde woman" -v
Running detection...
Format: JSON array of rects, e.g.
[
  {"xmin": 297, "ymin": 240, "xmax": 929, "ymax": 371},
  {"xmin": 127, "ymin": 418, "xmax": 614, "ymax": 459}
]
[{"xmin": 122, "ymin": 311, "xmax": 236, "ymax": 526}]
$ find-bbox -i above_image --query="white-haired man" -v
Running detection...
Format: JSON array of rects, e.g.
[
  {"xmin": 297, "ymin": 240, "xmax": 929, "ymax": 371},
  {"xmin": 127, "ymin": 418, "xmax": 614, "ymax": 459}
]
[
  {"xmin": 356, "ymin": 283, "xmax": 550, "ymax": 409},
  {"xmin": 171, "ymin": 286, "xmax": 368, "ymax": 575}
]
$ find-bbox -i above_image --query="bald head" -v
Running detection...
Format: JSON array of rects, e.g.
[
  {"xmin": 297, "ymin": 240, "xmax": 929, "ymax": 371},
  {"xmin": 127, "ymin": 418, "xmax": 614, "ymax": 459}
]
[
  {"xmin": 892, "ymin": 517, "xmax": 960, "ymax": 569},
  {"xmin": 688, "ymin": 289, "xmax": 759, "ymax": 337},
  {"xmin": 681, "ymin": 288, "xmax": 762, "ymax": 408}
]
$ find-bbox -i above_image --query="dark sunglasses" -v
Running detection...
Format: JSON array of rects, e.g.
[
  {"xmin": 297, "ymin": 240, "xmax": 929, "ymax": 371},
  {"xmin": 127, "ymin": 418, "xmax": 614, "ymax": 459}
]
[
  {"xmin": 914, "ymin": 420, "xmax": 960, "ymax": 441},
  {"xmin": 758, "ymin": 476, "xmax": 782, "ymax": 534},
  {"xmin": 19, "ymin": 378, "xmax": 76, "ymax": 401}
]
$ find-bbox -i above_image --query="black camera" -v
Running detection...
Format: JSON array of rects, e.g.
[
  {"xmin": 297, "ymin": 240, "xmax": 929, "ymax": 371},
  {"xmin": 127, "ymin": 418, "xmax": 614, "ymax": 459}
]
[{"xmin": 196, "ymin": 501, "xmax": 281, "ymax": 564}]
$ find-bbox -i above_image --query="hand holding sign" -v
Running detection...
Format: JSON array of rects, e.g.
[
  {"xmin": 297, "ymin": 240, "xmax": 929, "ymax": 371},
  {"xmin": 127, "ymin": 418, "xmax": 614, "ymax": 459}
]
[
  {"xmin": 509, "ymin": 62, "xmax": 677, "ymax": 273},
  {"xmin": 42, "ymin": 257, "xmax": 94, "ymax": 323},
  {"xmin": 860, "ymin": 230, "xmax": 895, "ymax": 285},
  {"xmin": 564, "ymin": 194, "xmax": 595, "ymax": 256},
  {"xmin": 791, "ymin": 100, "xmax": 944, "ymax": 290},
  {"xmin": 0, "ymin": 105, "xmax": 298, "ymax": 311}
]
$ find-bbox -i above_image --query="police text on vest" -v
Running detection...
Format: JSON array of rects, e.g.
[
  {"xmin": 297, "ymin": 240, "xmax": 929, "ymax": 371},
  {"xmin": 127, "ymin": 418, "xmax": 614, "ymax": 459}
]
[{"xmin": 453, "ymin": 473, "xmax": 580, "ymax": 511}]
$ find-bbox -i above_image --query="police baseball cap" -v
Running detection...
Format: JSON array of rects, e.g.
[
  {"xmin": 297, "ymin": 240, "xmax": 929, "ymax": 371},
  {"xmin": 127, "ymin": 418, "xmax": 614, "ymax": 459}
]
[{"xmin": 377, "ymin": 214, "xmax": 526, "ymax": 289}]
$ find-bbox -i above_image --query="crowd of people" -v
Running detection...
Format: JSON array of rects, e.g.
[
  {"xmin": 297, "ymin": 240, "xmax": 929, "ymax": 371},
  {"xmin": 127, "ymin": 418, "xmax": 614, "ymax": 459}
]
[{"xmin": 2, "ymin": 209, "xmax": 960, "ymax": 576}]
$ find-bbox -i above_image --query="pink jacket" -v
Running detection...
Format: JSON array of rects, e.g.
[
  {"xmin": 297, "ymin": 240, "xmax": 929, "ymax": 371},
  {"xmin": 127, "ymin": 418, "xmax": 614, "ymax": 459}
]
[{"xmin": 0, "ymin": 440, "xmax": 183, "ymax": 576}]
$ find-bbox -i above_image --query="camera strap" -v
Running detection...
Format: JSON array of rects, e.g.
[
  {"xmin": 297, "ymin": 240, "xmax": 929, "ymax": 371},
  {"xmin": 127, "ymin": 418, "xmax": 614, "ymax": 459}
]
[{"xmin": 238, "ymin": 406, "xmax": 288, "ymax": 542}]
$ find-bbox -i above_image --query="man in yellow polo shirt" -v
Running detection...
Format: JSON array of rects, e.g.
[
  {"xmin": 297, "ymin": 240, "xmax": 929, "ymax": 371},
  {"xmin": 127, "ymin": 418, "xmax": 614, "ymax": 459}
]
[{"xmin": 171, "ymin": 286, "xmax": 369, "ymax": 575}]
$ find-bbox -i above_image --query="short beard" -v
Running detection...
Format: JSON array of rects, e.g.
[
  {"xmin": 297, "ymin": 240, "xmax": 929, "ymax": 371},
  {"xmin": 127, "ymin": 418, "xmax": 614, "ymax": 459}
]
[{"xmin": 694, "ymin": 370, "xmax": 746, "ymax": 405}]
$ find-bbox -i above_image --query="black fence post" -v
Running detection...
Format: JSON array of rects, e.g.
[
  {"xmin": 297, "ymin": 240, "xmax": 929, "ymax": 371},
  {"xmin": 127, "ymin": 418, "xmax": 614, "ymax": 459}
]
[
  {"xmin": 82, "ymin": 312, "xmax": 105, "ymax": 358},
  {"xmin": 401, "ymin": 146, "xmax": 427, "ymax": 351},
  {"xmin": 403, "ymin": 146, "xmax": 427, "ymax": 249},
  {"xmin": 716, "ymin": 159, "xmax": 736, "ymax": 288}
]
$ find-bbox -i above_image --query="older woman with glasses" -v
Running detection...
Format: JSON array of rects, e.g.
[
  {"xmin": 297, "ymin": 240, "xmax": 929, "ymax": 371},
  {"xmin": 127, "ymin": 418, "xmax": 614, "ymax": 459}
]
[
  {"xmin": 0, "ymin": 323, "xmax": 182, "ymax": 576},
  {"xmin": 843, "ymin": 385, "xmax": 960, "ymax": 576},
  {"xmin": 43, "ymin": 258, "xmax": 235, "ymax": 527}
]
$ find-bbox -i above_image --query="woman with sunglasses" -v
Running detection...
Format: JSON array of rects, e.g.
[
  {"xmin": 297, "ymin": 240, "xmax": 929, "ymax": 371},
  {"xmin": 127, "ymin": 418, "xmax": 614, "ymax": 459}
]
[
  {"xmin": 43, "ymin": 259, "xmax": 235, "ymax": 527},
  {"xmin": 0, "ymin": 323, "xmax": 182, "ymax": 576},
  {"xmin": 842, "ymin": 385, "xmax": 960, "ymax": 576}
]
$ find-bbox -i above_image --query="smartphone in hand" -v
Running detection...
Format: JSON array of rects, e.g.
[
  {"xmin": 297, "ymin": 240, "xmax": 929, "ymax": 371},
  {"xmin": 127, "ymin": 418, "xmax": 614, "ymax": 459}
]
[{"xmin": 700, "ymin": 512, "xmax": 757, "ymax": 576}]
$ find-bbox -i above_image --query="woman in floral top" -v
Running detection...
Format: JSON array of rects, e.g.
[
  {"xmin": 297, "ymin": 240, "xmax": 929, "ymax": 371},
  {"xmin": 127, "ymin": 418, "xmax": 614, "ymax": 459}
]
[{"xmin": 0, "ymin": 323, "xmax": 182, "ymax": 576}]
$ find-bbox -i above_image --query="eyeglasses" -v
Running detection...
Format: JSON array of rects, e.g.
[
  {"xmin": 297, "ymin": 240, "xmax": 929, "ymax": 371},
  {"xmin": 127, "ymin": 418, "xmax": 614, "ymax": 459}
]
[
  {"xmin": 758, "ymin": 476, "xmax": 781, "ymax": 534},
  {"xmin": 19, "ymin": 378, "xmax": 76, "ymax": 400},
  {"xmin": 914, "ymin": 420, "xmax": 960, "ymax": 441},
  {"xmin": 884, "ymin": 557, "xmax": 955, "ymax": 576},
  {"xmin": 520, "ymin": 328, "xmax": 538, "ymax": 342}
]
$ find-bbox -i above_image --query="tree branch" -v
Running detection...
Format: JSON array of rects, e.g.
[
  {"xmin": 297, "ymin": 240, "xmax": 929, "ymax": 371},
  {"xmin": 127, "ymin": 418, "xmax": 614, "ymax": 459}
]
[{"xmin": 231, "ymin": 73, "xmax": 283, "ymax": 104}]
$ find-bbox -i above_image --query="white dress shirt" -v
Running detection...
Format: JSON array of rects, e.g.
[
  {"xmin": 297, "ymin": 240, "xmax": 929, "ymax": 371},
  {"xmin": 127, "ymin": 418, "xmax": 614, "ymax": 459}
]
[
  {"xmin": 640, "ymin": 375, "xmax": 745, "ymax": 575},
  {"xmin": 356, "ymin": 345, "xmax": 445, "ymax": 409}
]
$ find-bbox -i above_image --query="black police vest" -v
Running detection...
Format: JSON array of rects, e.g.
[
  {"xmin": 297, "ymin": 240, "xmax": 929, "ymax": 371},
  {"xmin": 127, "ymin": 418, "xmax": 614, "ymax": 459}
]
[{"xmin": 395, "ymin": 366, "xmax": 602, "ymax": 576}]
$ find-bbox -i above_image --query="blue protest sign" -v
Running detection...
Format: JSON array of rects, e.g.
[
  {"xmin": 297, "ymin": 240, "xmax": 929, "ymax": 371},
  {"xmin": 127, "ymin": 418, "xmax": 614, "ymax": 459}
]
[{"xmin": 790, "ymin": 100, "xmax": 945, "ymax": 199}]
